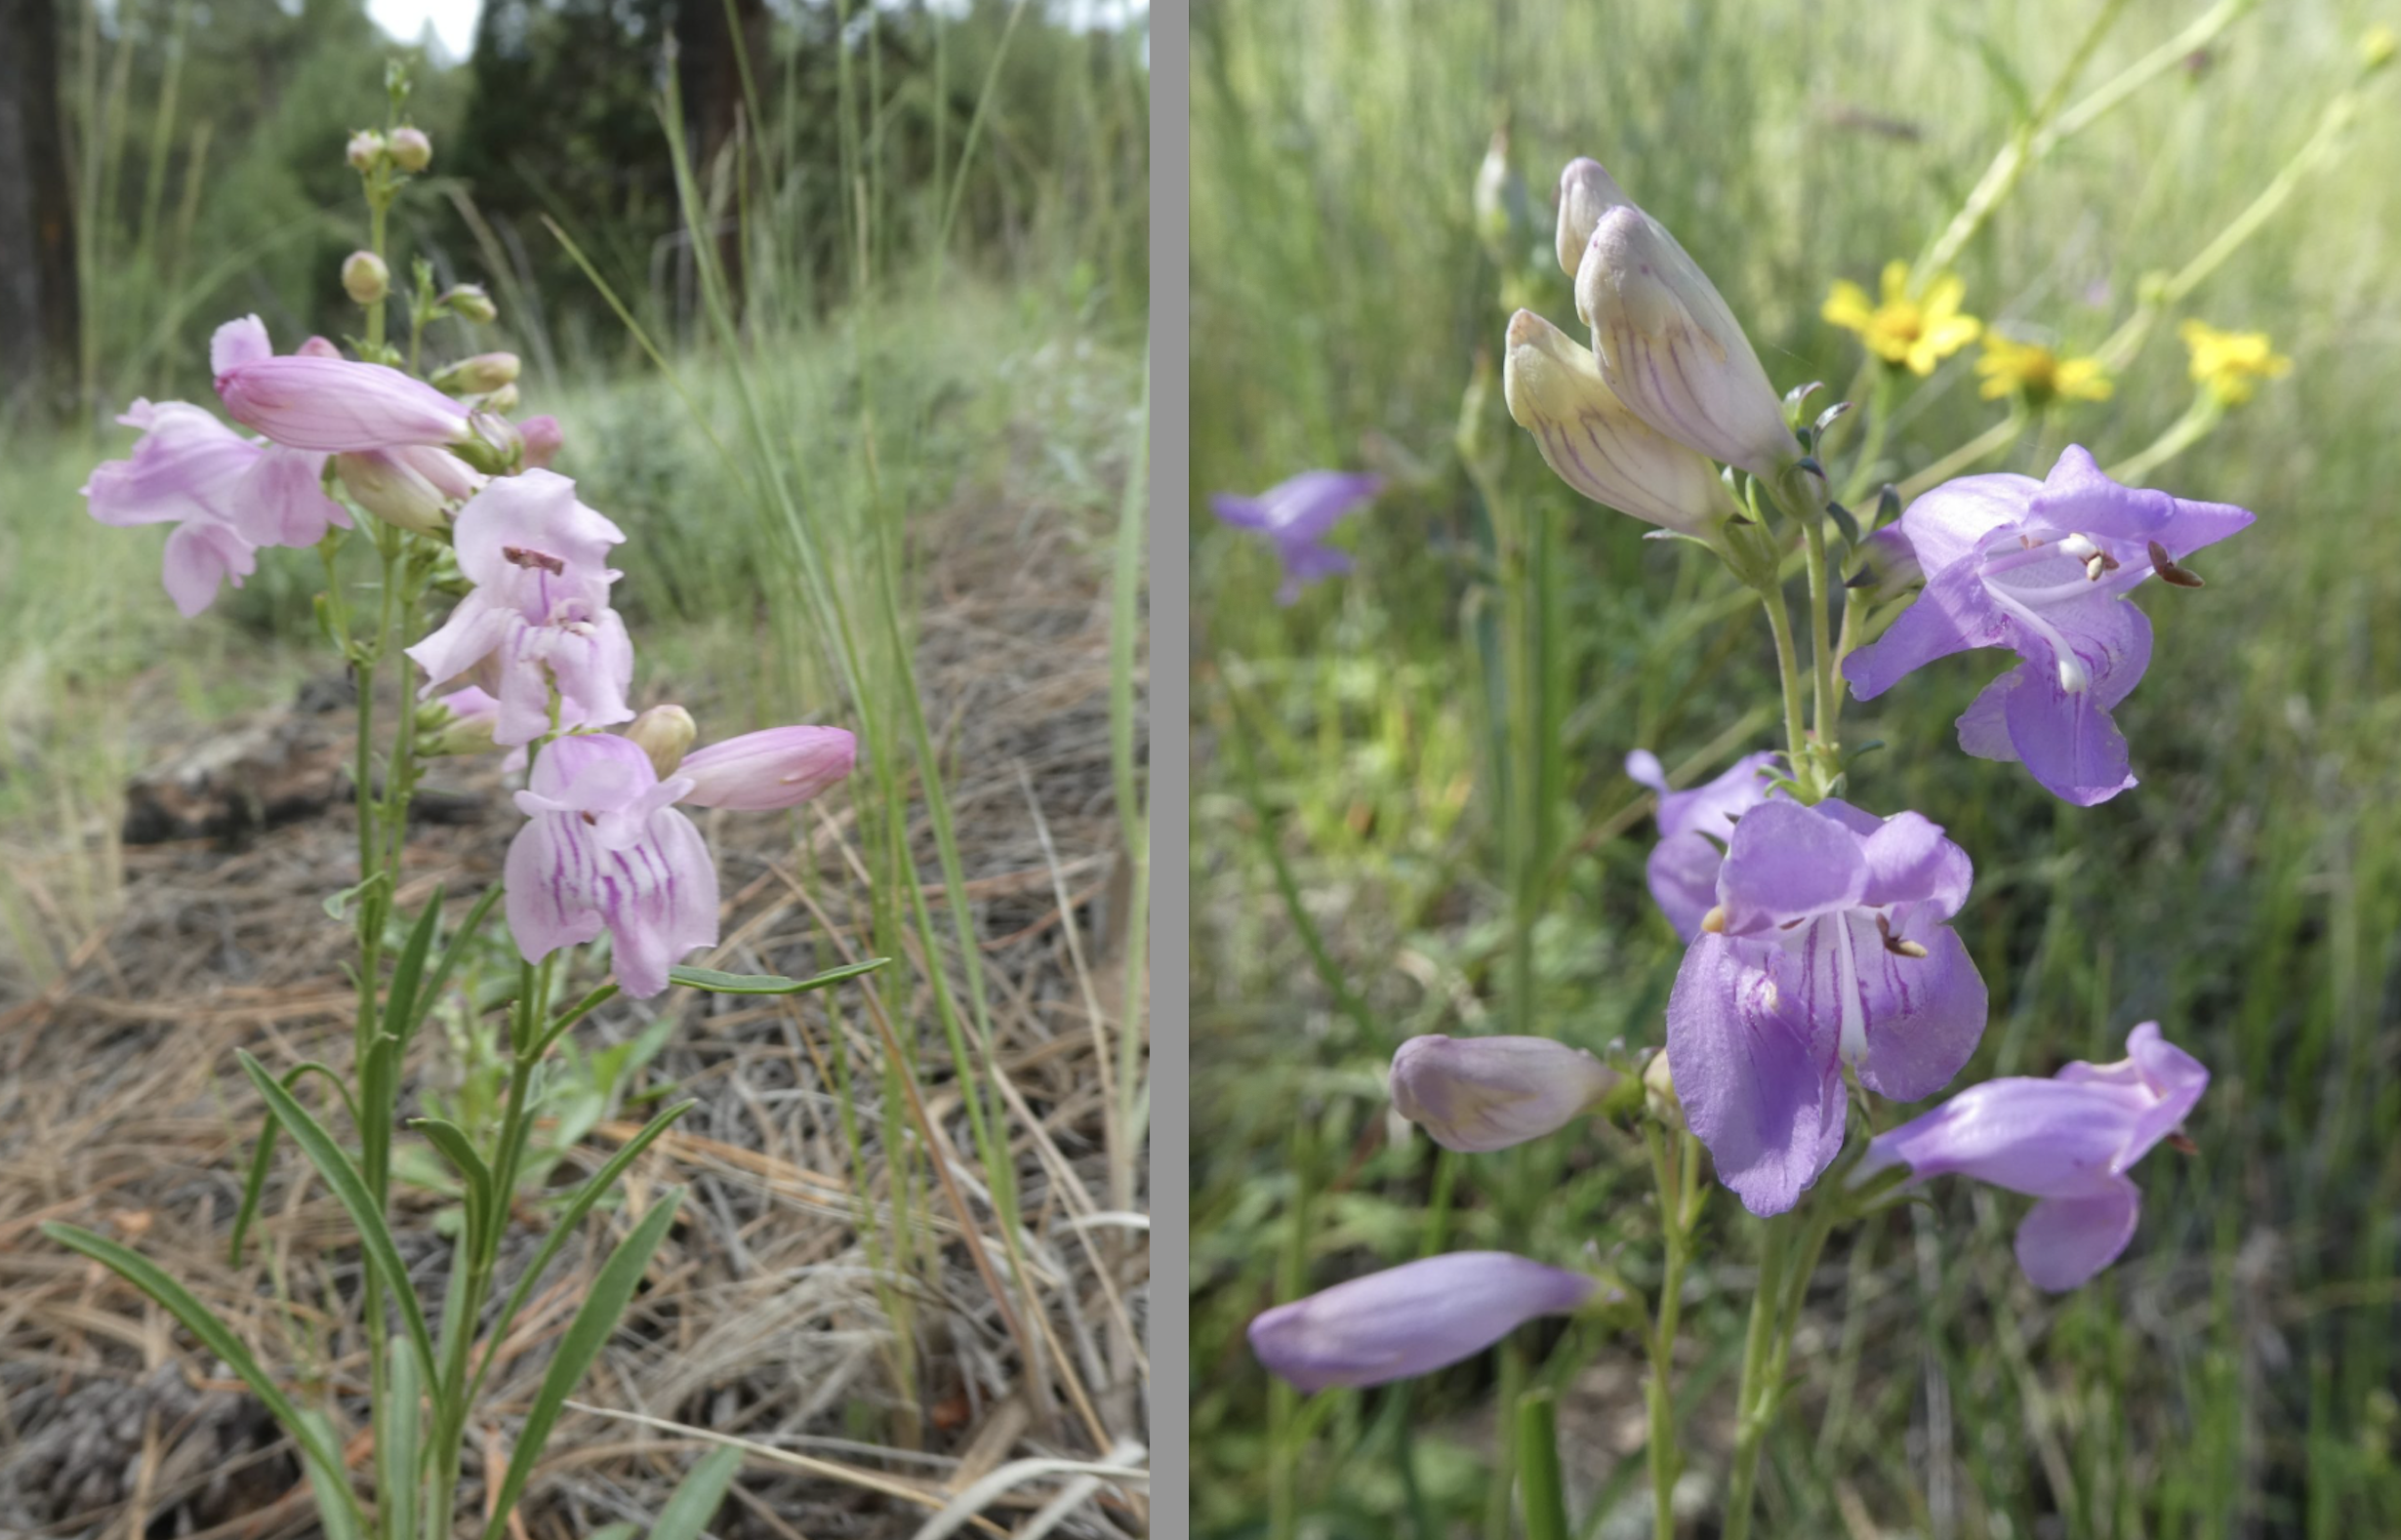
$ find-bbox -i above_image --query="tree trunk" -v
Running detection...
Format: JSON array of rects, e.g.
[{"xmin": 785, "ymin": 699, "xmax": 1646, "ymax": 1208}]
[{"xmin": 0, "ymin": 0, "xmax": 80, "ymax": 421}]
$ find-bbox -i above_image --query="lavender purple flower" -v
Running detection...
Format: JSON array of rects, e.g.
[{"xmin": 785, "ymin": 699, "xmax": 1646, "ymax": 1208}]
[
  {"xmin": 1248, "ymin": 1252, "xmax": 1598, "ymax": 1392},
  {"xmin": 505, "ymin": 733, "xmax": 719, "ymax": 999},
  {"xmin": 1856, "ymin": 1022, "xmax": 2208, "ymax": 1290},
  {"xmin": 1208, "ymin": 470, "xmax": 1382, "ymax": 606},
  {"xmin": 1389, "ymin": 1034, "xmax": 1618, "ymax": 1153},
  {"xmin": 1625, "ymin": 749, "xmax": 1776, "ymax": 941},
  {"xmin": 1667, "ymin": 797, "xmax": 1987, "ymax": 1215},
  {"xmin": 212, "ymin": 314, "xmax": 470, "ymax": 452},
  {"xmin": 1844, "ymin": 447, "xmax": 2255, "ymax": 805}
]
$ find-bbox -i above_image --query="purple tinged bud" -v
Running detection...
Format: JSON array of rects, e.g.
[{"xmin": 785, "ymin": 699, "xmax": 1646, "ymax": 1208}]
[
  {"xmin": 1502, "ymin": 308, "xmax": 1731, "ymax": 537},
  {"xmin": 518, "ymin": 415, "xmax": 564, "ymax": 469},
  {"xmin": 346, "ymin": 131, "xmax": 385, "ymax": 171},
  {"xmin": 677, "ymin": 726, "xmax": 859, "ymax": 810},
  {"xmin": 1248, "ymin": 1252, "xmax": 1599, "ymax": 1393},
  {"xmin": 213, "ymin": 314, "xmax": 470, "ymax": 452},
  {"xmin": 422, "ymin": 686, "xmax": 501, "ymax": 755},
  {"xmin": 1554, "ymin": 156, "xmax": 1631, "ymax": 277},
  {"xmin": 1389, "ymin": 1034, "xmax": 1617, "ymax": 1152},
  {"xmin": 388, "ymin": 126, "xmax": 432, "ymax": 173},
  {"xmin": 336, "ymin": 445, "xmax": 481, "ymax": 536},
  {"xmin": 297, "ymin": 336, "xmax": 343, "ymax": 359},
  {"xmin": 342, "ymin": 251, "xmax": 390, "ymax": 305},
  {"xmin": 627, "ymin": 705, "xmax": 699, "ymax": 778},
  {"xmin": 1569, "ymin": 175, "xmax": 1797, "ymax": 480}
]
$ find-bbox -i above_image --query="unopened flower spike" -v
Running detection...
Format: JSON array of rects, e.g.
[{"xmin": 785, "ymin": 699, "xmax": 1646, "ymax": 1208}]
[
  {"xmin": 1389, "ymin": 1034, "xmax": 1619, "ymax": 1153},
  {"xmin": 1824, "ymin": 261, "xmax": 1982, "ymax": 377}
]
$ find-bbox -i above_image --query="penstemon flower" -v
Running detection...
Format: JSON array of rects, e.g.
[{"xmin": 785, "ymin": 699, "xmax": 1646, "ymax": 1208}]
[
  {"xmin": 676, "ymin": 724, "xmax": 860, "ymax": 809},
  {"xmin": 1856, "ymin": 1022, "xmax": 2208, "ymax": 1290},
  {"xmin": 213, "ymin": 314, "xmax": 471, "ymax": 451},
  {"xmin": 1625, "ymin": 748, "xmax": 1776, "ymax": 941},
  {"xmin": 1822, "ymin": 261, "xmax": 1982, "ymax": 376},
  {"xmin": 1248, "ymin": 1252, "xmax": 1600, "ymax": 1392},
  {"xmin": 1501, "ymin": 308, "xmax": 1734, "ymax": 536},
  {"xmin": 1843, "ymin": 446, "xmax": 2255, "ymax": 805},
  {"xmin": 1208, "ymin": 469, "xmax": 1383, "ymax": 606},
  {"xmin": 505, "ymin": 733, "xmax": 720, "ymax": 999},
  {"xmin": 406, "ymin": 469, "xmax": 636, "ymax": 746},
  {"xmin": 1667, "ymin": 798, "xmax": 1987, "ymax": 1215}
]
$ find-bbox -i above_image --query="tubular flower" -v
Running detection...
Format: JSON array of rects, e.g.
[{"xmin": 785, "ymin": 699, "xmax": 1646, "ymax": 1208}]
[
  {"xmin": 677, "ymin": 725, "xmax": 859, "ymax": 810},
  {"xmin": 1823, "ymin": 262, "xmax": 1981, "ymax": 376},
  {"xmin": 1389, "ymin": 1034, "xmax": 1619, "ymax": 1153},
  {"xmin": 1501, "ymin": 309, "xmax": 1734, "ymax": 536},
  {"xmin": 212, "ymin": 315, "xmax": 470, "ymax": 452},
  {"xmin": 1208, "ymin": 470, "xmax": 1382, "ymax": 606},
  {"xmin": 1248, "ymin": 1252, "xmax": 1598, "ymax": 1392},
  {"xmin": 505, "ymin": 734, "xmax": 718, "ymax": 998},
  {"xmin": 405, "ymin": 470, "xmax": 635, "ymax": 747},
  {"xmin": 335, "ymin": 445, "xmax": 484, "ymax": 536},
  {"xmin": 1856, "ymin": 1023, "xmax": 2207, "ymax": 1291},
  {"xmin": 83, "ymin": 399, "xmax": 349, "ymax": 617},
  {"xmin": 1975, "ymin": 335, "xmax": 2113, "ymax": 405},
  {"xmin": 1565, "ymin": 160, "xmax": 1797, "ymax": 479},
  {"xmin": 1624, "ymin": 748, "xmax": 1776, "ymax": 941},
  {"xmin": 1843, "ymin": 446, "xmax": 2255, "ymax": 805},
  {"xmin": 2178, "ymin": 319, "xmax": 2291, "ymax": 407},
  {"xmin": 1666, "ymin": 798, "xmax": 1988, "ymax": 1217}
]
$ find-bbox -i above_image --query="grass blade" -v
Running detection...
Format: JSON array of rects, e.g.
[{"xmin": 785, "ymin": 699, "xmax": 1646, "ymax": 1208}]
[
  {"xmin": 40, "ymin": 1222, "xmax": 362, "ymax": 1527},
  {"xmin": 377, "ymin": 1336, "xmax": 421, "ymax": 1540},
  {"xmin": 667, "ymin": 958, "xmax": 891, "ymax": 995},
  {"xmin": 381, "ymin": 883, "xmax": 446, "ymax": 1057},
  {"xmin": 479, "ymin": 1188, "xmax": 685, "ymax": 1540},
  {"xmin": 648, "ymin": 1443, "xmax": 746, "ymax": 1540},
  {"xmin": 235, "ymin": 1050, "xmax": 437, "ymax": 1391}
]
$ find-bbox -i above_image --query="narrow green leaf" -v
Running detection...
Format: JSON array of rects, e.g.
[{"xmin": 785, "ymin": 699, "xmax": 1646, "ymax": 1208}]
[
  {"xmin": 40, "ymin": 1223, "xmax": 361, "ymax": 1525},
  {"xmin": 377, "ymin": 1337, "xmax": 421, "ymax": 1540},
  {"xmin": 412, "ymin": 884, "xmax": 504, "ymax": 1040},
  {"xmin": 228, "ymin": 1062, "xmax": 361, "ymax": 1267},
  {"xmin": 235, "ymin": 1051, "xmax": 438, "ymax": 1391},
  {"xmin": 382, "ymin": 884, "xmax": 447, "ymax": 1056},
  {"xmin": 297, "ymin": 1409, "xmax": 364, "ymax": 1540},
  {"xmin": 462, "ymin": 1099, "xmax": 697, "ymax": 1412},
  {"xmin": 479, "ymin": 1189, "xmax": 684, "ymax": 1540},
  {"xmin": 648, "ymin": 1443, "xmax": 745, "ymax": 1540},
  {"xmin": 666, "ymin": 957, "xmax": 891, "ymax": 995},
  {"xmin": 530, "ymin": 981, "xmax": 623, "ymax": 1060},
  {"xmin": 410, "ymin": 1116, "xmax": 494, "ymax": 1250}
]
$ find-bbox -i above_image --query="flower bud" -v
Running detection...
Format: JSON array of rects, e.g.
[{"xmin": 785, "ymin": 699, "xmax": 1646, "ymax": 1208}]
[
  {"xmin": 432, "ymin": 352, "xmax": 521, "ymax": 396},
  {"xmin": 1502, "ymin": 309, "xmax": 1733, "ymax": 536},
  {"xmin": 677, "ymin": 726, "xmax": 858, "ymax": 810},
  {"xmin": 480, "ymin": 382, "xmax": 520, "ymax": 415},
  {"xmin": 1248, "ymin": 1252, "xmax": 1598, "ymax": 1392},
  {"xmin": 517, "ymin": 414, "xmax": 564, "ymax": 470},
  {"xmin": 213, "ymin": 316, "xmax": 470, "ymax": 452},
  {"xmin": 1575, "ymin": 198, "xmax": 1799, "ymax": 479},
  {"xmin": 346, "ymin": 130, "xmax": 385, "ymax": 171},
  {"xmin": 343, "ymin": 250, "xmax": 391, "ymax": 305},
  {"xmin": 388, "ymin": 126, "xmax": 432, "ymax": 173},
  {"xmin": 1848, "ymin": 524, "xmax": 1923, "ymax": 602},
  {"xmin": 1553, "ymin": 156, "xmax": 1629, "ymax": 277},
  {"xmin": 451, "ymin": 409, "xmax": 524, "ymax": 474},
  {"xmin": 297, "ymin": 335, "xmax": 344, "ymax": 359},
  {"xmin": 1389, "ymin": 1034, "xmax": 1617, "ymax": 1153},
  {"xmin": 422, "ymin": 687, "xmax": 500, "ymax": 756},
  {"xmin": 627, "ymin": 705, "xmax": 699, "ymax": 778},
  {"xmin": 336, "ymin": 446, "xmax": 477, "ymax": 536},
  {"xmin": 1472, "ymin": 128, "xmax": 1530, "ymax": 269},
  {"xmin": 1644, "ymin": 1050, "xmax": 1684, "ymax": 1131},
  {"xmin": 440, "ymin": 283, "xmax": 498, "ymax": 324}
]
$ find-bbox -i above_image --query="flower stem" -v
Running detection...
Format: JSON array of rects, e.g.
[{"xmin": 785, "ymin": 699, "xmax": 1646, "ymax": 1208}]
[
  {"xmin": 2106, "ymin": 393, "xmax": 2223, "ymax": 486},
  {"xmin": 1518, "ymin": 1388, "xmax": 1570, "ymax": 1540},
  {"xmin": 1722, "ymin": 1211, "xmax": 1793, "ymax": 1540},
  {"xmin": 1801, "ymin": 505, "xmax": 1835, "ymax": 750},
  {"xmin": 1758, "ymin": 580, "xmax": 1809, "ymax": 775},
  {"xmin": 1643, "ymin": 1125, "xmax": 1696, "ymax": 1540},
  {"xmin": 1894, "ymin": 406, "xmax": 2030, "ymax": 503}
]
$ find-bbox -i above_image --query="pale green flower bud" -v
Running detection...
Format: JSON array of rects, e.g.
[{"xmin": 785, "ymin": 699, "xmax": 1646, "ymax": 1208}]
[
  {"xmin": 1501, "ymin": 309, "xmax": 1731, "ymax": 537},
  {"xmin": 627, "ymin": 705, "xmax": 698, "ymax": 778},
  {"xmin": 389, "ymin": 126, "xmax": 432, "ymax": 173},
  {"xmin": 336, "ymin": 446, "xmax": 477, "ymax": 536},
  {"xmin": 342, "ymin": 250, "xmax": 390, "ymax": 305},
  {"xmin": 1574, "ymin": 201, "xmax": 1798, "ymax": 479},
  {"xmin": 440, "ymin": 283, "xmax": 498, "ymax": 324},
  {"xmin": 346, "ymin": 131, "xmax": 385, "ymax": 171},
  {"xmin": 432, "ymin": 352, "xmax": 521, "ymax": 395}
]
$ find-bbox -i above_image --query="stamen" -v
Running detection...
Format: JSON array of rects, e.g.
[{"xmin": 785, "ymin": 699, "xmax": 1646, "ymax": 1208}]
[
  {"xmin": 503, "ymin": 545, "xmax": 567, "ymax": 575},
  {"xmin": 2148, "ymin": 540, "xmax": 2206, "ymax": 588},
  {"xmin": 1700, "ymin": 905, "xmax": 1728, "ymax": 934},
  {"xmin": 2167, "ymin": 1131, "xmax": 2199, "ymax": 1155},
  {"xmin": 1877, "ymin": 913, "xmax": 1930, "ymax": 958}
]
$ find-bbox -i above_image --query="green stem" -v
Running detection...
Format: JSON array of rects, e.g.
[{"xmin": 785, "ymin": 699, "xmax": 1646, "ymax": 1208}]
[
  {"xmin": 1800, "ymin": 506, "xmax": 1835, "ymax": 750},
  {"xmin": 1722, "ymin": 1213, "xmax": 1793, "ymax": 1540},
  {"xmin": 1518, "ymin": 1389, "xmax": 1570, "ymax": 1540},
  {"xmin": 2106, "ymin": 393, "xmax": 2224, "ymax": 486},
  {"xmin": 1643, "ymin": 1126, "xmax": 1691, "ymax": 1540},
  {"xmin": 366, "ymin": 191, "xmax": 389, "ymax": 352},
  {"xmin": 1894, "ymin": 406, "xmax": 2029, "ymax": 503},
  {"xmin": 1758, "ymin": 584, "xmax": 1809, "ymax": 773}
]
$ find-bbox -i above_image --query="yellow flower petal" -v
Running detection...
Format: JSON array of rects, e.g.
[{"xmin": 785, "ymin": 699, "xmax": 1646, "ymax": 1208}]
[{"xmin": 1823, "ymin": 280, "xmax": 1875, "ymax": 333}]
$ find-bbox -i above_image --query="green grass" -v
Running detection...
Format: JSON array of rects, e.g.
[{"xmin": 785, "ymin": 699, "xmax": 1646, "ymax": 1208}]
[{"xmin": 1191, "ymin": 2, "xmax": 2401, "ymax": 1536}]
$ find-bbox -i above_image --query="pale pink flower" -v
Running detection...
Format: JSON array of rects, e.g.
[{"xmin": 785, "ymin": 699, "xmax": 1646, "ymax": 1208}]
[
  {"xmin": 677, "ymin": 726, "xmax": 858, "ymax": 810},
  {"xmin": 212, "ymin": 315, "xmax": 469, "ymax": 452}
]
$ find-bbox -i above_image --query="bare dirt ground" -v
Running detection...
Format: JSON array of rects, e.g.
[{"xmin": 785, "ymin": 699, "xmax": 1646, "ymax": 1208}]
[{"xmin": 0, "ymin": 493, "xmax": 1149, "ymax": 1537}]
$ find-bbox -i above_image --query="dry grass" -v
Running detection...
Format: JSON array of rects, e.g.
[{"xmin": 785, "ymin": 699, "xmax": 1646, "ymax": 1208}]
[{"xmin": 0, "ymin": 486, "xmax": 1149, "ymax": 1537}]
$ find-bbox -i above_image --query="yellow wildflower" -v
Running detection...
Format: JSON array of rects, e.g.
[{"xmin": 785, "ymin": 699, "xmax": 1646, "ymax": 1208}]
[
  {"xmin": 1822, "ymin": 261, "xmax": 1982, "ymax": 376},
  {"xmin": 1974, "ymin": 334, "xmax": 2114, "ymax": 406},
  {"xmin": 2179, "ymin": 319, "xmax": 2292, "ymax": 406}
]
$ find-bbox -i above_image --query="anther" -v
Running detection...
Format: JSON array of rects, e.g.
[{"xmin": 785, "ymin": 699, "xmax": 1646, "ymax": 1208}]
[
  {"xmin": 503, "ymin": 545, "xmax": 567, "ymax": 575},
  {"xmin": 2167, "ymin": 1131, "xmax": 2199, "ymax": 1155},
  {"xmin": 1700, "ymin": 905, "xmax": 1728, "ymax": 934},
  {"xmin": 1877, "ymin": 913, "xmax": 1929, "ymax": 958},
  {"xmin": 2148, "ymin": 540, "xmax": 2206, "ymax": 588}
]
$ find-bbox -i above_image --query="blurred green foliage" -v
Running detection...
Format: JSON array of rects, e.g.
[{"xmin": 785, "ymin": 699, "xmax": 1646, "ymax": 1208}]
[{"xmin": 1192, "ymin": 2, "xmax": 2401, "ymax": 1536}]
